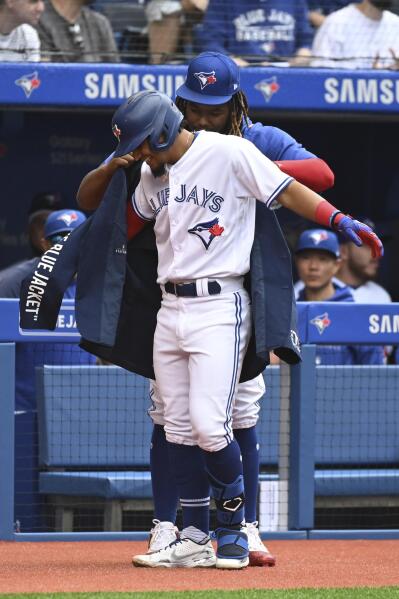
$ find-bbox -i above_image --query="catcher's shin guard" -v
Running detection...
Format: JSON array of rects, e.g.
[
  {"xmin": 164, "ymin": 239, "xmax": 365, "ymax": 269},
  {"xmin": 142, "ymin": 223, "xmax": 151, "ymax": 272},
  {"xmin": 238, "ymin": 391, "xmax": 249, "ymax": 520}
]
[{"xmin": 207, "ymin": 472, "xmax": 245, "ymax": 526}]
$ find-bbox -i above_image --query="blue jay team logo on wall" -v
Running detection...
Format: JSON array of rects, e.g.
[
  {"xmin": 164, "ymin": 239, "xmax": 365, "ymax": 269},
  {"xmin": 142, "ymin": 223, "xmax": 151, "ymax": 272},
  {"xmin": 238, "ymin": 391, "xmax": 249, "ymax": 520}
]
[
  {"xmin": 194, "ymin": 71, "xmax": 217, "ymax": 90},
  {"xmin": 188, "ymin": 218, "xmax": 224, "ymax": 250},
  {"xmin": 310, "ymin": 312, "xmax": 331, "ymax": 335},
  {"xmin": 15, "ymin": 71, "xmax": 41, "ymax": 98},
  {"xmin": 255, "ymin": 76, "xmax": 280, "ymax": 103}
]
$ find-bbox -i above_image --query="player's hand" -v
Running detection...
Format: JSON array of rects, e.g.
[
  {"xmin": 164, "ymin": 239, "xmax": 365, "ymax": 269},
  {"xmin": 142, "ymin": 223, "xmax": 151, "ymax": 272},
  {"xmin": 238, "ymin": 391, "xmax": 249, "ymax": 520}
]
[
  {"xmin": 111, "ymin": 152, "xmax": 139, "ymax": 169},
  {"xmin": 334, "ymin": 215, "xmax": 384, "ymax": 258}
]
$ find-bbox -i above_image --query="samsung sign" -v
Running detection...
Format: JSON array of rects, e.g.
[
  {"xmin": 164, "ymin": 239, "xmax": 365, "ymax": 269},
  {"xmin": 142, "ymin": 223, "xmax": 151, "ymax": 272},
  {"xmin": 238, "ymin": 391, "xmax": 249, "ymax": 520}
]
[{"xmin": 324, "ymin": 77, "xmax": 399, "ymax": 106}]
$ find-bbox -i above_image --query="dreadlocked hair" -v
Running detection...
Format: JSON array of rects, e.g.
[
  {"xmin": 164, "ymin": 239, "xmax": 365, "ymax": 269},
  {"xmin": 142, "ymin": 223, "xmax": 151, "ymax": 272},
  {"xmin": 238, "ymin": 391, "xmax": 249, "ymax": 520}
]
[
  {"xmin": 229, "ymin": 91, "xmax": 250, "ymax": 137},
  {"xmin": 175, "ymin": 91, "xmax": 250, "ymax": 137}
]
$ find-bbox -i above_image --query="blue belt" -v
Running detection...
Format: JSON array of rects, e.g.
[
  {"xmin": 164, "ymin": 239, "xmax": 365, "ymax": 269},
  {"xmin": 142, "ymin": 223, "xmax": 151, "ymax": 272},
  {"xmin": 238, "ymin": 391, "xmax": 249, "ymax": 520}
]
[{"xmin": 164, "ymin": 281, "xmax": 221, "ymax": 297}]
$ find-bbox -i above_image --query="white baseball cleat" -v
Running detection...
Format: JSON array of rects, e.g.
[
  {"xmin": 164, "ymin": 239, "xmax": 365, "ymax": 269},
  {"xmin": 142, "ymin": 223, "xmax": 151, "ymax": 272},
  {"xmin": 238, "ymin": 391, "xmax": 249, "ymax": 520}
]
[
  {"xmin": 132, "ymin": 537, "xmax": 216, "ymax": 568},
  {"xmin": 147, "ymin": 519, "xmax": 179, "ymax": 553},
  {"xmin": 244, "ymin": 521, "xmax": 276, "ymax": 567}
]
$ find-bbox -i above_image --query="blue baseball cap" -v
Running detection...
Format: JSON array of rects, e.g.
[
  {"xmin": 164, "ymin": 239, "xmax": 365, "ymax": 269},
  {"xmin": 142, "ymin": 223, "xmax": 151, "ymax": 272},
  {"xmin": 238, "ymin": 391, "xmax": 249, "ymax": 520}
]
[
  {"xmin": 44, "ymin": 209, "xmax": 86, "ymax": 239},
  {"xmin": 295, "ymin": 229, "xmax": 340, "ymax": 258},
  {"xmin": 176, "ymin": 52, "xmax": 240, "ymax": 105}
]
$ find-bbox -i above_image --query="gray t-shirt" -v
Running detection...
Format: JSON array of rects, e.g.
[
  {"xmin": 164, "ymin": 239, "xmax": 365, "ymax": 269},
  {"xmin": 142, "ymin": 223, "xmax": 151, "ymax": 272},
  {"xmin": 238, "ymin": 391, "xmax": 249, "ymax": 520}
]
[{"xmin": 38, "ymin": 1, "xmax": 119, "ymax": 63}]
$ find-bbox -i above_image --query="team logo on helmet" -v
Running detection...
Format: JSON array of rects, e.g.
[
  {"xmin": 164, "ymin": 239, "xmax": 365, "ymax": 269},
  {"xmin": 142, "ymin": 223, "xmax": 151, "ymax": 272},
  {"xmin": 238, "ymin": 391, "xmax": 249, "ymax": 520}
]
[
  {"xmin": 57, "ymin": 211, "xmax": 79, "ymax": 227},
  {"xmin": 112, "ymin": 123, "xmax": 121, "ymax": 141},
  {"xmin": 310, "ymin": 312, "xmax": 331, "ymax": 335},
  {"xmin": 309, "ymin": 231, "xmax": 329, "ymax": 245},
  {"xmin": 188, "ymin": 217, "xmax": 224, "ymax": 250},
  {"xmin": 194, "ymin": 71, "xmax": 217, "ymax": 90},
  {"xmin": 15, "ymin": 71, "xmax": 41, "ymax": 98},
  {"xmin": 255, "ymin": 76, "xmax": 280, "ymax": 103}
]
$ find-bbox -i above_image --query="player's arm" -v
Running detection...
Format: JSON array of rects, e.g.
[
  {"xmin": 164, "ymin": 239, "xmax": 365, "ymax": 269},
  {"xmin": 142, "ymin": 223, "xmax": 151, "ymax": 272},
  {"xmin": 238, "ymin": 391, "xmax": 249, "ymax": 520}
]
[
  {"xmin": 76, "ymin": 153, "xmax": 137, "ymax": 211},
  {"xmin": 277, "ymin": 181, "xmax": 383, "ymax": 258},
  {"xmin": 275, "ymin": 158, "xmax": 334, "ymax": 193}
]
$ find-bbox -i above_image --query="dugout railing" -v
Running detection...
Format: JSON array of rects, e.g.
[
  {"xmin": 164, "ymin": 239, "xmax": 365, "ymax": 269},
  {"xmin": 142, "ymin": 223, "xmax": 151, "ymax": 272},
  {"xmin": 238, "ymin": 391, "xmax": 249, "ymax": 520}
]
[{"xmin": 0, "ymin": 298, "xmax": 399, "ymax": 541}]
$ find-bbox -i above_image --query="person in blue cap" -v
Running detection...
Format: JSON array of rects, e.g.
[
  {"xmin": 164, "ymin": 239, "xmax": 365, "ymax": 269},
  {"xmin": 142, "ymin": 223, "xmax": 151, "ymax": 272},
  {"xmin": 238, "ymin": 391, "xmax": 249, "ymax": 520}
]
[
  {"xmin": 76, "ymin": 52, "xmax": 335, "ymax": 568},
  {"xmin": 295, "ymin": 228, "xmax": 384, "ymax": 365},
  {"xmin": 0, "ymin": 208, "xmax": 94, "ymax": 533}
]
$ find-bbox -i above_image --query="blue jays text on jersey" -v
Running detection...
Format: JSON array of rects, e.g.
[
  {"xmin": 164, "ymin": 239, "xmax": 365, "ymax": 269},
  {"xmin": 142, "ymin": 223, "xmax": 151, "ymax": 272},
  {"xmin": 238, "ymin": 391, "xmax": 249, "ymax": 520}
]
[{"xmin": 148, "ymin": 184, "xmax": 224, "ymax": 217}]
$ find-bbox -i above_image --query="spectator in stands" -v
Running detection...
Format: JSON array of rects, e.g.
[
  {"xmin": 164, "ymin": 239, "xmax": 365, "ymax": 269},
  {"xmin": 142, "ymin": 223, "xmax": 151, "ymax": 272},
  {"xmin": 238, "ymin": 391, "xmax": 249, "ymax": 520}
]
[
  {"xmin": 311, "ymin": 0, "xmax": 399, "ymax": 69},
  {"xmin": 145, "ymin": 0, "xmax": 182, "ymax": 64},
  {"xmin": 198, "ymin": 0, "xmax": 314, "ymax": 66},
  {"xmin": 38, "ymin": 0, "xmax": 119, "ymax": 63},
  {"xmin": 308, "ymin": 0, "xmax": 351, "ymax": 29},
  {"xmin": 295, "ymin": 228, "xmax": 384, "ymax": 365},
  {"xmin": 0, "ymin": 0, "xmax": 44, "ymax": 61}
]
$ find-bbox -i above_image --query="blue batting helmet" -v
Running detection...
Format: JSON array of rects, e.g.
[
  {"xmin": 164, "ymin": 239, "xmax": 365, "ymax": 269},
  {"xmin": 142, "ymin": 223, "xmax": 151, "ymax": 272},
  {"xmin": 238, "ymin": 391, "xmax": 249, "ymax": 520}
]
[{"xmin": 112, "ymin": 91, "xmax": 184, "ymax": 157}]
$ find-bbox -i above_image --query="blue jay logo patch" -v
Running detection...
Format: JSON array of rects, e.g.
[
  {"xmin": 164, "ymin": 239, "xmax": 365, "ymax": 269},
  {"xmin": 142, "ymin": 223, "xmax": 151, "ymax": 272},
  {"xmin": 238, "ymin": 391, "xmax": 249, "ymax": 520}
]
[
  {"xmin": 15, "ymin": 71, "xmax": 41, "ymax": 98},
  {"xmin": 310, "ymin": 312, "xmax": 331, "ymax": 335},
  {"xmin": 194, "ymin": 71, "xmax": 217, "ymax": 90},
  {"xmin": 188, "ymin": 218, "xmax": 224, "ymax": 250},
  {"xmin": 255, "ymin": 76, "xmax": 280, "ymax": 103}
]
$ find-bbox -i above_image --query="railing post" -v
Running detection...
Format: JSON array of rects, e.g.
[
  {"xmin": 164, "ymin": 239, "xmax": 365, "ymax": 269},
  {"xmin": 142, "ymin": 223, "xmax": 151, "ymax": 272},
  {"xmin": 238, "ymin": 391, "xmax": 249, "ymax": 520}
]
[
  {"xmin": 0, "ymin": 343, "xmax": 15, "ymax": 540},
  {"xmin": 289, "ymin": 344, "xmax": 316, "ymax": 530}
]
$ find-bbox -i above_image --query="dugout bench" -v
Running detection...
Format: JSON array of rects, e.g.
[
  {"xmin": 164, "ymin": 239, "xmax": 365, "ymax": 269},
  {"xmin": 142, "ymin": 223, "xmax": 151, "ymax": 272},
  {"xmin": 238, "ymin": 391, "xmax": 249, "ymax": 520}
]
[{"xmin": 36, "ymin": 363, "xmax": 399, "ymax": 532}]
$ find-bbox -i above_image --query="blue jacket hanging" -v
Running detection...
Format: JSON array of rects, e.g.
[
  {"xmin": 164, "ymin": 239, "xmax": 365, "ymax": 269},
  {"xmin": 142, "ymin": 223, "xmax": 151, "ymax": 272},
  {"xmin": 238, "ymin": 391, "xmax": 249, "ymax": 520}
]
[{"xmin": 20, "ymin": 164, "xmax": 301, "ymax": 381}]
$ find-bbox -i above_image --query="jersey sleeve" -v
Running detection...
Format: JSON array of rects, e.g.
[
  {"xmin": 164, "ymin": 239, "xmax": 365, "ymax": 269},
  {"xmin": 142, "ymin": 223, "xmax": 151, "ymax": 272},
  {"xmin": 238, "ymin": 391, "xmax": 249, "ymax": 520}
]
[
  {"xmin": 131, "ymin": 178, "xmax": 155, "ymax": 222},
  {"xmin": 233, "ymin": 137, "xmax": 294, "ymax": 208}
]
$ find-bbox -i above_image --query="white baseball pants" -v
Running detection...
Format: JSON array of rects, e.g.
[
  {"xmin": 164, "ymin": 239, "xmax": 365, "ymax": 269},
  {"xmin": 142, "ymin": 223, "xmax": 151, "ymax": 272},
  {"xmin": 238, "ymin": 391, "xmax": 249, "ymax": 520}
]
[
  {"xmin": 148, "ymin": 374, "xmax": 265, "ymax": 429},
  {"xmin": 153, "ymin": 286, "xmax": 251, "ymax": 451}
]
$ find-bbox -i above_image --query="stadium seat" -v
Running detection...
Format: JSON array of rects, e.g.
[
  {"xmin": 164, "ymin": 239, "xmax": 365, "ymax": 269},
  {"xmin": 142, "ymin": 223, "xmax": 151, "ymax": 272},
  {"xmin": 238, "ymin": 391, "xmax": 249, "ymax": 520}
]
[{"xmin": 36, "ymin": 365, "xmax": 152, "ymax": 532}]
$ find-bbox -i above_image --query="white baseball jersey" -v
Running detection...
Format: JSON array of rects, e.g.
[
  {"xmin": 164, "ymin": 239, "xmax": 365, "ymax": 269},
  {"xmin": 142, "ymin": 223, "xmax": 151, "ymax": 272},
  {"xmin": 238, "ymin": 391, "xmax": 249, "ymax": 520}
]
[
  {"xmin": 132, "ymin": 131, "xmax": 293, "ymax": 284},
  {"xmin": 312, "ymin": 4, "xmax": 399, "ymax": 69}
]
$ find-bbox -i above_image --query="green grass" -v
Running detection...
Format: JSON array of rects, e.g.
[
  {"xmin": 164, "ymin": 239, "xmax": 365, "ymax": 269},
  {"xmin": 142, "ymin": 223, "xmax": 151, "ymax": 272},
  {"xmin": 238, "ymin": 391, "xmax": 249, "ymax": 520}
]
[{"xmin": 1, "ymin": 589, "xmax": 399, "ymax": 599}]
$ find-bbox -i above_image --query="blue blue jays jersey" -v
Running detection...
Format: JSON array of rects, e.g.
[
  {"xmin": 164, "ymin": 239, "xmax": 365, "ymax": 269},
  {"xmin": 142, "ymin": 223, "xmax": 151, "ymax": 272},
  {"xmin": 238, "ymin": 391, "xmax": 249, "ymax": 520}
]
[
  {"xmin": 242, "ymin": 120, "xmax": 316, "ymax": 161},
  {"xmin": 199, "ymin": 0, "xmax": 313, "ymax": 60}
]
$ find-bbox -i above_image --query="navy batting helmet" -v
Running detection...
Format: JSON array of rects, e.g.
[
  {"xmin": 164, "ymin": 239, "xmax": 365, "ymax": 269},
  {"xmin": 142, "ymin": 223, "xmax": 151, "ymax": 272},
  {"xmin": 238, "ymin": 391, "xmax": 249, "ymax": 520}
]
[{"xmin": 112, "ymin": 91, "xmax": 184, "ymax": 157}]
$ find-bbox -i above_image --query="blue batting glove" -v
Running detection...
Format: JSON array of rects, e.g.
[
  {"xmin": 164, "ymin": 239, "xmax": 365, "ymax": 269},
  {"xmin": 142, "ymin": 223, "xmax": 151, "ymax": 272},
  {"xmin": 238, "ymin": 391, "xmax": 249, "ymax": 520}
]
[{"xmin": 333, "ymin": 215, "xmax": 384, "ymax": 258}]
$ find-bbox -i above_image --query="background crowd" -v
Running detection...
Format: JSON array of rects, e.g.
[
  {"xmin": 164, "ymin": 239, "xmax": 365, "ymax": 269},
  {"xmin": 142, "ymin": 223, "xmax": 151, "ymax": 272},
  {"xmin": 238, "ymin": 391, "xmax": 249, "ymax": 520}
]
[{"xmin": 2, "ymin": 0, "xmax": 399, "ymax": 67}]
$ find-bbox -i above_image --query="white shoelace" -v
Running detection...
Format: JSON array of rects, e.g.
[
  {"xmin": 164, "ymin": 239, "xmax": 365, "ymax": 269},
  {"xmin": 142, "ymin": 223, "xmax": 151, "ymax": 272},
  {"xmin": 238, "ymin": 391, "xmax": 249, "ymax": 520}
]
[
  {"xmin": 245, "ymin": 521, "xmax": 267, "ymax": 552},
  {"xmin": 149, "ymin": 519, "xmax": 177, "ymax": 550}
]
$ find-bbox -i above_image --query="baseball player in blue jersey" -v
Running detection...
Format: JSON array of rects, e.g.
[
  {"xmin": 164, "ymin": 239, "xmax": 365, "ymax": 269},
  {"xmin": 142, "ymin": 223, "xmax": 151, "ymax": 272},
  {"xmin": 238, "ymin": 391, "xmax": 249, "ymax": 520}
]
[
  {"xmin": 77, "ymin": 52, "xmax": 335, "ymax": 568},
  {"xmin": 99, "ymin": 89, "xmax": 382, "ymax": 569}
]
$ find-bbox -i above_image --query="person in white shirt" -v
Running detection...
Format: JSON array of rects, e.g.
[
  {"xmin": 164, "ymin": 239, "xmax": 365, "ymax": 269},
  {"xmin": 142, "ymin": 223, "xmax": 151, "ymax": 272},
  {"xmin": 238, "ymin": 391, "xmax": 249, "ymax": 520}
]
[
  {"xmin": 311, "ymin": 0, "xmax": 399, "ymax": 69},
  {"xmin": 0, "ymin": 0, "xmax": 44, "ymax": 61}
]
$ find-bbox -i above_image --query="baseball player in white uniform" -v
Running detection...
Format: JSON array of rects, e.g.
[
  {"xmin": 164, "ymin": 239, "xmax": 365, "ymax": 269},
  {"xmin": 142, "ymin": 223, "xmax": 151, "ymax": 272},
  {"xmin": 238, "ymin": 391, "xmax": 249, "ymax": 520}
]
[{"xmin": 100, "ymin": 91, "xmax": 383, "ymax": 569}]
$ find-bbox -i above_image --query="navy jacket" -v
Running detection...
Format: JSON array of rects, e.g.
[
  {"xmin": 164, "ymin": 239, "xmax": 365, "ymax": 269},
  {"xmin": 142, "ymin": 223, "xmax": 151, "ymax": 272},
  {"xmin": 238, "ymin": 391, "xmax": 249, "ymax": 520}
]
[{"xmin": 20, "ymin": 164, "xmax": 301, "ymax": 381}]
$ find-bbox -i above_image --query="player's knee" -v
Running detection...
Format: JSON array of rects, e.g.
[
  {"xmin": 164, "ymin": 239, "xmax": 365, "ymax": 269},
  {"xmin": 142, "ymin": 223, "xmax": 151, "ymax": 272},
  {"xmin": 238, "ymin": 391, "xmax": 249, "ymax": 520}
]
[{"xmin": 192, "ymin": 421, "xmax": 229, "ymax": 452}]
